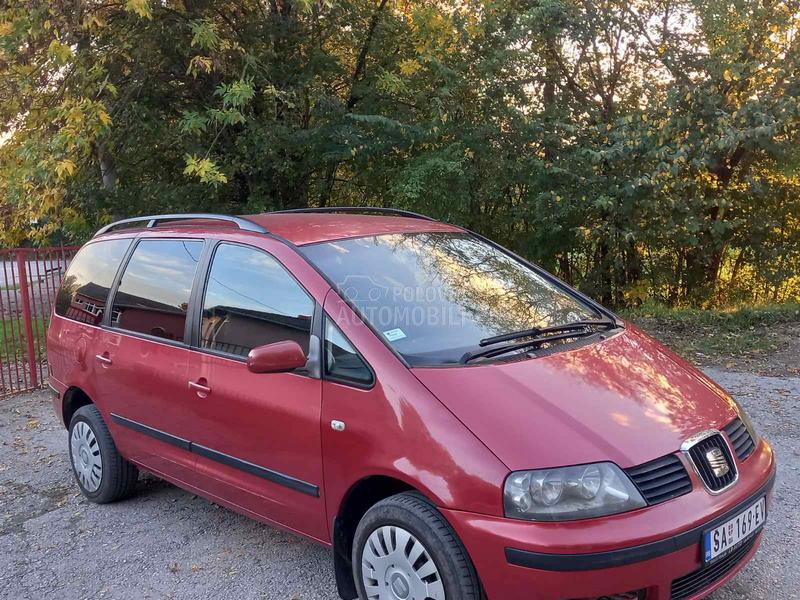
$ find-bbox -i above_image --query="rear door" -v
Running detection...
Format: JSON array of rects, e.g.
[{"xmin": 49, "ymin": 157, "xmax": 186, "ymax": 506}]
[
  {"xmin": 185, "ymin": 240, "xmax": 327, "ymax": 541},
  {"xmin": 94, "ymin": 237, "xmax": 205, "ymax": 486}
]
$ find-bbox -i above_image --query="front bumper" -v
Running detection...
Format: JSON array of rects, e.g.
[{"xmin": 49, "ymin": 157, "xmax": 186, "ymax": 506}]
[{"xmin": 444, "ymin": 440, "xmax": 775, "ymax": 600}]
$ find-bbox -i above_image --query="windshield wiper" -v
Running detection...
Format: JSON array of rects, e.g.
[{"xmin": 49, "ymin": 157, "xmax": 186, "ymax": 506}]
[
  {"xmin": 461, "ymin": 326, "xmax": 609, "ymax": 364},
  {"xmin": 478, "ymin": 319, "xmax": 617, "ymax": 348}
]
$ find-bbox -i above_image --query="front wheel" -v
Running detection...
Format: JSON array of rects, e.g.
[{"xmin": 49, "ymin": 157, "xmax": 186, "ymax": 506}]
[
  {"xmin": 68, "ymin": 404, "xmax": 138, "ymax": 503},
  {"xmin": 353, "ymin": 492, "xmax": 482, "ymax": 600}
]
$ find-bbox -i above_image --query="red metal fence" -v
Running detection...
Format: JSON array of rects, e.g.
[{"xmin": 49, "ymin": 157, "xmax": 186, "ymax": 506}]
[{"xmin": 0, "ymin": 246, "xmax": 79, "ymax": 398}]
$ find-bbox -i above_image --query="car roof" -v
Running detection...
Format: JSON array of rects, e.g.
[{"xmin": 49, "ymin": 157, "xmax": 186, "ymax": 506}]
[{"xmin": 244, "ymin": 213, "xmax": 462, "ymax": 246}]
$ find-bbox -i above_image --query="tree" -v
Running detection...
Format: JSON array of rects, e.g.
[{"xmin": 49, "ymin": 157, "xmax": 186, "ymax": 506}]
[{"xmin": 1, "ymin": 0, "xmax": 798, "ymax": 306}]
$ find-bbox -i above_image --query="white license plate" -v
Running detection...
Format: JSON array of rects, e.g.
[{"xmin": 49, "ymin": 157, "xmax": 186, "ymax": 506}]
[{"xmin": 703, "ymin": 497, "xmax": 766, "ymax": 563}]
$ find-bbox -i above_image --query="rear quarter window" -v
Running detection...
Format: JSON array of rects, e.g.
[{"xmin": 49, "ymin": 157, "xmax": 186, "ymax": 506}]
[{"xmin": 55, "ymin": 239, "xmax": 132, "ymax": 325}]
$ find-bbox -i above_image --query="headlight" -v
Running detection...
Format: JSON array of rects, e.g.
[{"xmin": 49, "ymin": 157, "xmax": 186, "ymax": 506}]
[
  {"xmin": 732, "ymin": 398, "xmax": 759, "ymax": 443},
  {"xmin": 504, "ymin": 462, "xmax": 646, "ymax": 521}
]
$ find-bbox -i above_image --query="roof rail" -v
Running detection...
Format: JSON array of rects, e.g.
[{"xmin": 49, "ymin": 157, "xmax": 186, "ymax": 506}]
[
  {"xmin": 94, "ymin": 213, "xmax": 269, "ymax": 237},
  {"xmin": 271, "ymin": 207, "xmax": 437, "ymax": 221}
]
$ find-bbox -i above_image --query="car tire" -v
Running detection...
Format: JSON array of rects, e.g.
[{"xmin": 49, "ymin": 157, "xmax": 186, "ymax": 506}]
[
  {"xmin": 352, "ymin": 492, "xmax": 482, "ymax": 600},
  {"xmin": 68, "ymin": 404, "xmax": 138, "ymax": 503}
]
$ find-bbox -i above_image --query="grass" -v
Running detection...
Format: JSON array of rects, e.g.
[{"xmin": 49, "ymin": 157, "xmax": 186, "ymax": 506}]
[
  {"xmin": 622, "ymin": 302, "xmax": 800, "ymax": 370},
  {"xmin": 0, "ymin": 284, "xmax": 19, "ymax": 292},
  {"xmin": 0, "ymin": 316, "xmax": 48, "ymax": 361}
]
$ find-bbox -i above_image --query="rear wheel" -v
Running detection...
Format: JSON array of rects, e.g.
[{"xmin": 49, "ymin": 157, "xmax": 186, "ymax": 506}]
[
  {"xmin": 68, "ymin": 405, "xmax": 138, "ymax": 503},
  {"xmin": 353, "ymin": 492, "xmax": 482, "ymax": 600}
]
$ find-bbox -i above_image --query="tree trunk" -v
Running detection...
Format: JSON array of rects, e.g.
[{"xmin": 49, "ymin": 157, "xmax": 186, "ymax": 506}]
[
  {"xmin": 95, "ymin": 143, "xmax": 125, "ymax": 221},
  {"xmin": 558, "ymin": 254, "xmax": 573, "ymax": 285},
  {"xmin": 318, "ymin": 0, "xmax": 389, "ymax": 206},
  {"xmin": 96, "ymin": 143, "xmax": 117, "ymax": 193},
  {"xmin": 595, "ymin": 241, "xmax": 613, "ymax": 306},
  {"xmin": 683, "ymin": 244, "xmax": 725, "ymax": 305}
]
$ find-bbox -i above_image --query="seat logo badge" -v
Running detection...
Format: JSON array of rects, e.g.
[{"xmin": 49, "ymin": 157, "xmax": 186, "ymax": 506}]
[{"xmin": 705, "ymin": 447, "xmax": 730, "ymax": 477}]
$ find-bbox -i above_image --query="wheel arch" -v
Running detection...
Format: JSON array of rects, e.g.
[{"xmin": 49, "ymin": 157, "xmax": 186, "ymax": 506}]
[
  {"xmin": 332, "ymin": 475, "xmax": 424, "ymax": 600},
  {"xmin": 62, "ymin": 386, "xmax": 94, "ymax": 428}
]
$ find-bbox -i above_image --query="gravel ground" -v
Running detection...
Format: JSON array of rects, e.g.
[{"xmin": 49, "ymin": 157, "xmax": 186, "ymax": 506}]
[{"xmin": 0, "ymin": 368, "xmax": 797, "ymax": 600}]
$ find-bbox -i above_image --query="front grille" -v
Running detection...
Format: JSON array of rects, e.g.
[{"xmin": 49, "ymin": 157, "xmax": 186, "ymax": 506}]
[
  {"xmin": 670, "ymin": 534, "xmax": 758, "ymax": 599},
  {"xmin": 724, "ymin": 417, "xmax": 756, "ymax": 462},
  {"xmin": 626, "ymin": 454, "xmax": 693, "ymax": 505},
  {"xmin": 685, "ymin": 434, "xmax": 737, "ymax": 492}
]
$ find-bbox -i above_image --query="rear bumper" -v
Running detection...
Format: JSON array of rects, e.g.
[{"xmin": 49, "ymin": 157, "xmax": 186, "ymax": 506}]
[
  {"xmin": 48, "ymin": 375, "xmax": 67, "ymax": 426},
  {"xmin": 444, "ymin": 441, "xmax": 775, "ymax": 600}
]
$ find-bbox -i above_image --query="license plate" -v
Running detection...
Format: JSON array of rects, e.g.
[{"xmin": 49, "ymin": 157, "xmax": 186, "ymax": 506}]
[{"xmin": 703, "ymin": 497, "xmax": 766, "ymax": 563}]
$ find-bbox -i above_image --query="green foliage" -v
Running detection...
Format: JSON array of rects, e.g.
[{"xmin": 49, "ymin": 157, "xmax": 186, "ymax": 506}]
[
  {"xmin": 1, "ymin": 0, "xmax": 798, "ymax": 308},
  {"xmin": 183, "ymin": 154, "xmax": 228, "ymax": 186}
]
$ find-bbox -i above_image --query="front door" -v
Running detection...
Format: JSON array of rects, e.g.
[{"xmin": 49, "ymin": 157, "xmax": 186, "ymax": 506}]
[{"xmin": 185, "ymin": 241, "xmax": 326, "ymax": 541}]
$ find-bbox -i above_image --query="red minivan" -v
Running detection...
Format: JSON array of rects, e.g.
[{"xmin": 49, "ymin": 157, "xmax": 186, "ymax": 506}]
[{"xmin": 47, "ymin": 209, "xmax": 775, "ymax": 600}]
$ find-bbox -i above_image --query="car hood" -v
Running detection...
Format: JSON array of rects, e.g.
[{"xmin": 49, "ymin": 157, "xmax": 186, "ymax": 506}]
[{"xmin": 412, "ymin": 326, "xmax": 738, "ymax": 471}]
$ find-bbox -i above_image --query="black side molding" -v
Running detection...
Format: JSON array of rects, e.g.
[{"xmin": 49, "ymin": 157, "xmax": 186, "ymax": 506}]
[
  {"xmin": 506, "ymin": 471, "xmax": 775, "ymax": 572},
  {"xmin": 110, "ymin": 413, "xmax": 319, "ymax": 498},
  {"xmin": 111, "ymin": 414, "xmax": 192, "ymax": 451},
  {"xmin": 192, "ymin": 443, "xmax": 319, "ymax": 497}
]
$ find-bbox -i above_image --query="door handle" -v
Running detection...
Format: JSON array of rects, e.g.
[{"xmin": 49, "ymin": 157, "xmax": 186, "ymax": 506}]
[
  {"xmin": 188, "ymin": 378, "xmax": 211, "ymax": 398},
  {"xmin": 95, "ymin": 353, "xmax": 112, "ymax": 367}
]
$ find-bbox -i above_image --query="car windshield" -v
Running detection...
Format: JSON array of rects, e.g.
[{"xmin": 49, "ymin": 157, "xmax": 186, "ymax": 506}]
[{"xmin": 302, "ymin": 232, "xmax": 601, "ymax": 366}]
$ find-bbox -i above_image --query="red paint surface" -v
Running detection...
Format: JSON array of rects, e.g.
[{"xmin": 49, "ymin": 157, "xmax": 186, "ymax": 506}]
[
  {"xmin": 412, "ymin": 325, "xmax": 741, "ymax": 471},
  {"xmin": 245, "ymin": 212, "xmax": 463, "ymax": 246},
  {"xmin": 246, "ymin": 340, "xmax": 307, "ymax": 373}
]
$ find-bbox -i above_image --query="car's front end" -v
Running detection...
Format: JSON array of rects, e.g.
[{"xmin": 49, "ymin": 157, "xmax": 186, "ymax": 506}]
[
  {"xmin": 444, "ymin": 432, "xmax": 774, "ymax": 599},
  {"xmin": 301, "ymin": 226, "xmax": 776, "ymax": 599},
  {"xmin": 413, "ymin": 324, "xmax": 775, "ymax": 600}
]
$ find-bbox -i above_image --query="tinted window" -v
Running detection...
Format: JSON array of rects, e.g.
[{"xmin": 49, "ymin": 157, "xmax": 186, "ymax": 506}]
[
  {"xmin": 324, "ymin": 318, "xmax": 372, "ymax": 385},
  {"xmin": 111, "ymin": 239, "xmax": 203, "ymax": 342},
  {"xmin": 302, "ymin": 232, "xmax": 599, "ymax": 366},
  {"xmin": 55, "ymin": 239, "xmax": 131, "ymax": 324},
  {"xmin": 201, "ymin": 244, "xmax": 313, "ymax": 357}
]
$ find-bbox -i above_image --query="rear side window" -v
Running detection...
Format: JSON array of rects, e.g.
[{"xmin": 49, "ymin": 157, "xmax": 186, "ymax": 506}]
[
  {"xmin": 55, "ymin": 239, "xmax": 131, "ymax": 325},
  {"xmin": 200, "ymin": 243, "xmax": 313, "ymax": 357},
  {"xmin": 111, "ymin": 239, "xmax": 203, "ymax": 342}
]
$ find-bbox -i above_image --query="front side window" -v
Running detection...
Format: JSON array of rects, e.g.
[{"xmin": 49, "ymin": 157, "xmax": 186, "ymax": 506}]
[
  {"xmin": 111, "ymin": 239, "xmax": 203, "ymax": 342},
  {"xmin": 324, "ymin": 318, "xmax": 372, "ymax": 385},
  {"xmin": 55, "ymin": 239, "xmax": 132, "ymax": 324},
  {"xmin": 302, "ymin": 232, "xmax": 601, "ymax": 366},
  {"xmin": 200, "ymin": 244, "xmax": 314, "ymax": 357}
]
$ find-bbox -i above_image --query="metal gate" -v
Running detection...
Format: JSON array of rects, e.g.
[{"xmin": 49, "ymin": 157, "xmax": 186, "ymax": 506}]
[{"xmin": 0, "ymin": 247, "xmax": 79, "ymax": 398}]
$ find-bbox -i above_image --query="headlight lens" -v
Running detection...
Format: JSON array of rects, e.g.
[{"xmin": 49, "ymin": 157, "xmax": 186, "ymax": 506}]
[
  {"xmin": 733, "ymin": 398, "xmax": 759, "ymax": 443},
  {"xmin": 504, "ymin": 462, "xmax": 646, "ymax": 521}
]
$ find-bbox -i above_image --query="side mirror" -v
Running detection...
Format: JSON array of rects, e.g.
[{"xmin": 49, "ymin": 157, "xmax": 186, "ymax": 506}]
[{"xmin": 246, "ymin": 341, "xmax": 307, "ymax": 374}]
